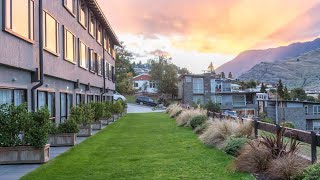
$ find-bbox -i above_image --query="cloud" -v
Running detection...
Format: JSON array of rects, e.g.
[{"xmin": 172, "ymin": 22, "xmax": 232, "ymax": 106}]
[{"xmin": 149, "ymin": 49, "xmax": 171, "ymax": 57}]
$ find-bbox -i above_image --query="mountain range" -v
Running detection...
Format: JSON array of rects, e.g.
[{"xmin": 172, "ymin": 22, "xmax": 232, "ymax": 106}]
[{"xmin": 216, "ymin": 38, "xmax": 320, "ymax": 77}]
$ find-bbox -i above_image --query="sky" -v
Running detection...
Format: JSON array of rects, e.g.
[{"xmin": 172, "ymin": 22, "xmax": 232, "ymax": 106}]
[{"xmin": 97, "ymin": 0, "xmax": 320, "ymax": 73}]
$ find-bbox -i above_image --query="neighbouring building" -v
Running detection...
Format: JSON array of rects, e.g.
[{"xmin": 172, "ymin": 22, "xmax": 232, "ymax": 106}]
[
  {"xmin": 132, "ymin": 74, "xmax": 157, "ymax": 94},
  {"xmin": 258, "ymin": 99, "xmax": 320, "ymax": 132},
  {"xmin": 0, "ymin": 0, "xmax": 120, "ymax": 124},
  {"xmin": 178, "ymin": 73, "xmax": 258, "ymax": 117}
]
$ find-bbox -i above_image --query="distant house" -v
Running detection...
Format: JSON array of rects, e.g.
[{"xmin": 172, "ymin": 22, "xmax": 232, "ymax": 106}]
[
  {"xmin": 132, "ymin": 74, "xmax": 158, "ymax": 94},
  {"xmin": 178, "ymin": 73, "xmax": 258, "ymax": 117}
]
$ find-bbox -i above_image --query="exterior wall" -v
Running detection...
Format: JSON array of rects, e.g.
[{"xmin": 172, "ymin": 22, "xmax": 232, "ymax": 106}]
[
  {"xmin": 278, "ymin": 107, "xmax": 306, "ymax": 130},
  {"xmin": 0, "ymin": 0, "xmax": 117, "ymax": 123},
  {"xmin": 133, "ymin": 80, "xmax": 157, "ymax": 93}
]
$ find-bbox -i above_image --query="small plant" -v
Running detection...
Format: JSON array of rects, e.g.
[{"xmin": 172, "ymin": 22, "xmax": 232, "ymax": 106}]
[
  {"xmin": 176, "ymin": 108, "xmax": 207, "ymax": 127},
  {"xmin": 297, "ymin": 162, "xmax": 320, "ymax": 180},
  {"xmin": 262, "ymin": 117, "xmax": 274, "ymax": 124},
  {"xmin": 81, "ymin": 104, "xmax": 95, "ymax": 126},
  {"xmin": 190, "ymin": 115, "xmax": 207, "ymax": 129},
  {"xmin": 48, "ymin": 122, "xmax": 59, "ymax": 135},
  {"xmin": 205, "ymin": 100, "xmax": 220, "ymax": 113},
  {"xmin": 112, "ymin": 101, "xmax": 123, "ymax": 114},
  {"xmin": 280, "ymin": 121, "xmax": 295, "ymax": 128},
  {"xmin": 223, "ymin": 137, "xmax": 249, "ymax": 157},
  {"xmin": 171, "ymin": 110, "xmax": 182, "ymax": 118},
  {"xmin": 92, "ymin": 102, "xmax": 105, "ymax": 121},
  {"xmin": 193, "ymin": 123, "xmax": 208, "ymax": 134},
  {"xmin": 58, "ymin": 119, "xmax": 79, "ymax": 133}
]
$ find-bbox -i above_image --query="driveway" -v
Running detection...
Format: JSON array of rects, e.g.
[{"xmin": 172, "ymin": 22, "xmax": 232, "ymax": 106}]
[{"xmin": 127, "ymin": 103, "xmax": 165, "ymax": 113}]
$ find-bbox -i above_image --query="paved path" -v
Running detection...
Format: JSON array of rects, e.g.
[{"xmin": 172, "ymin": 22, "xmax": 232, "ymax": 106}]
[{"xmin": 127, "ymin": 103, "xmax": 165, "ymax": 113}]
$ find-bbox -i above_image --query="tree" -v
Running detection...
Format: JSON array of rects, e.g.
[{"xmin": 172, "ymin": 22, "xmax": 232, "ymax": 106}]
[
  {"xmin": 115, "ymin": 43, "xmax": 135, "ymax": 94},
  {"xmin": 283, "ymin": 86, "xmax": 290, "ymax": 100},
  {"xmin": 290, "ymin": 88, "xmax": 307, "ymax": 101},
  {"xmin": 306, "ymin": 96, "xmax": 316, "ymax": 102},
  {"xmin": 149, "ymin": 56, "xmax": 178, "ymax": 99},
  {"xmin": 277, "ymin": 79, "xmax": 284, "ymax": 99},
  {"xmin": 178, "ymin": 67, "xmax": 191, "ymax": 75},
  {"xmin": 228, "ymin": 72, "xmax": 233, "ymax": 79},
  {"xmin": 221, "ymin": 72, "xmax": 225, "ymax": 78},
  {"xmin": 260, "ymin": 83, "xmax": 267, "ymax": 93}
]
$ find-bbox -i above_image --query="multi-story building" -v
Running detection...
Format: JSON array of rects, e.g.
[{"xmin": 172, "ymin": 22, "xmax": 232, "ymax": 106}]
[
  {"xmin": 0, "ymin": 0, "xmax": 120, "ymax": 123},
  {"xmin": 258, "ymin": 100, "xmax": 320, "ymax": 132},
  {"xmin": 178, "ymin": 73, "xmax": 258, "ymax": 117}
]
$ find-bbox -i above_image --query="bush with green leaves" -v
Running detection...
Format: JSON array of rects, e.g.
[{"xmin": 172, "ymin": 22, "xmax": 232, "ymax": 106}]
[
  {"xmin": 280, "ymin": 121, "xmax": 295, "ymax": 128},
  {"xmin": 120, "ymin": 100, "xmax": 127, "ymax": 110},
  {"xmin": 92, "ymin": 102, "xmax": 105, "ymax": 121},
  {"xmin": 24, "ymin": 107, "xmax": 51, "ymax": 148},
  {"xmin": 205, "ymin": 100, "xmax": 221, "ymax": 113},
  {"xmin": 58, "ymin": 119, "xmax": 79, "ymax": 133},
  {"xmin": 223, "ymin": 137, "xmax": 249, "ymax": 157},
  {"xmin": 81, "ymin": 104, "xmax": 95, "ymax": 126},
  {"xmin": 112, "ymin": 101, "xmax": 123, "ymax": 114},
  {"xmin": 297, "ymin": 163, "xmax": 320, "ymax": 180},
  {"xmin": 262, "ymin": 117, "xmax": 274, "ymax": 124},
  {"xmin": 48, "ymin": 122, "xmax": 60, "ymax": 135},
  {"xmin": 190, "ymin": 115, "xmax": 207, "ymax": 129}
]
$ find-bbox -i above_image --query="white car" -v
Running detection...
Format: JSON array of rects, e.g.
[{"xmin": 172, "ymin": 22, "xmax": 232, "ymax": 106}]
[{"xmin": 113, "ymin": 92, "xmax": 126, "ymax": 101}]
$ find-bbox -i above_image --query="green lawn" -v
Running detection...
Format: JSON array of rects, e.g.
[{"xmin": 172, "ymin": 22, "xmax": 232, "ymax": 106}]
[{"xmin": 22, "ymin": 113, "xmax": 253, "ymax": 180}]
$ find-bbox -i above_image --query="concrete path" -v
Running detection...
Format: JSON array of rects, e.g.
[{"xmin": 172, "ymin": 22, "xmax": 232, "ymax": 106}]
[{"xmin": 127, "ymin": 103, "xmax": 166, "ymax": 113}]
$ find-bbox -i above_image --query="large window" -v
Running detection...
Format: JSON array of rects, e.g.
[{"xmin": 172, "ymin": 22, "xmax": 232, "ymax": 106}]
[
  {"xmin": 313, "ymin": 105, "xmax": 320, "ymax": 115},
  {"xmin": 76, "ymin": 94, "xmax": 85, "ymax": 105},
  {"xmin": 193, "ymin": 95, "xmax": 204, "ymax": 105},
  {"xmin": 0, "ymin": 89, "xmax": 27, "ymax": 106},
  {"xmin": 95, "ymin": 95, "xmax": 101, "ymax": 102},
  {"xmin": 149, "ymin": 81, "xmax": 156, "ymax": 88},
  {"xmin": 60, "ymin": 93, "xmax": 73, "ymax": 123},
  {"xmin": 64, "ymin": 28, "xmax": 76, "ymax": 63},
  {"xmin": 78, "ymin": 0, "xmax": 87, "ymax": 28},
  {"xmin": 233, "ymin": 95, "xmax": 246, "ymax": 107},
  {"xmin": 38, "ymin": 91, "xmax": 55, "ymax": 121},
  {"xmin": 105, "ymin": 62, "xmax": 110, "ymax": 78},
  {"xmin": 87, "ymin": 95, "xmax": 94, "ymax": 103},
  {"xmin": 103, "ymin": 32, "xmax": 108, "ymax": 50},
  {"xmin": 64, "ymin": 0, "xmax": 75, "ymax": 15},
  {"xmin": 4, "ymin": 0, "xmax": 34, "ymax": 41},
  {"xmin": 97, "ymin": 23, "xmax": 102, "ymax": 45},
  {"xmin": 43, "ymin": 11, "xmax": 59, "ymax": 54},
  {"xmin": 111, "ymin": 66, "xmax": 115, "ymax": 82},
  {"xmin": 97, "ymin": 55, "xmax": 102, "ymax": 76},
  {"xmin": 109, "ymin": 64, "xmax": 112, "ymax": 80},
  {"xmin": 89, "ymin": 12, "xmax": 96, "ymax": 37},
  {"xmin": 79, "ymin": 40, "xmax": 88, "ymax": 69},
  {"xmin": 193, "ymin": 78, "xmax": 204, "ymax": 94},
  {"xmin": 89, "ymin": 50, "xmax": 96, "ymax": 73},
  {"xmin": 211, "ymin": 95, "xmax": 222, "ymax": 105}
]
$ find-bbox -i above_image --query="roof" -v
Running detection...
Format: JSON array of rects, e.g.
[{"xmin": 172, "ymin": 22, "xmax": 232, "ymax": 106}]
[
  {"xmin": 132, "ymin": 74, "xmax": 152, "ymax": 81},
  {"xmin": 86, "ymin": 0, "xmax": 121, "ymax": 46},
  {"xmin": 260, "ymin": 100, "xmax": 320, "ymax": 105}
]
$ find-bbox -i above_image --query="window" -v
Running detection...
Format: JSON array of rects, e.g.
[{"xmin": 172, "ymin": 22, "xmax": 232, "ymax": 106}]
[
  {"xmin": 38, "ymin": 91, "xmax": 55, "ymax": 121},
  {"xmin": 305, "ymin": 105, "xmax": 309, "ymax": 115},
  {"xmin": 233, "ymin": 95, "xmax": 246, "ymax": 107},
  {"xmin": 313, "ymin": 121, "xmax": 320, "ymax": 131},
  {"xmin": 108, "ymin": 64, "xmax": 112, "ymax": 80},
  {"xmin": 97, "ymin": 55, "xmax": 102, "ymax": 76},
  {"xmin": 149, "ymin": 81, "xmax": 156, "ymax": 88},
  {"xmin": 97, "ymin": 23, "xmax": 102, "ymax": 45},
  {"xmin": 95, "ymin": 95, "xmax": 101, "ymax": 102},
  {"xmin": 87, "ymin": 95, "xmax": 94, "ymax": 103},
  {"xmin": 43, "ymin": 11, "xmax": 59, "ymax": 54},
  {"xmin": 89, "ymin": 50, "xmax": 96, "ymax": 73},
  {"xmin": 60, "ymin": 93, "xmax": 73, "ymax": 123},
  {"xmin": 0, "ymin": 89, "xmax": 27, "ymax": 106},
  {"xmin": 211, "ymin": 95, "xmax": 222, "ymax": 105},
  {"xmin": 193, "ymin": 95, "xmax": 204, "ymax": 104},
  {"xmin": 64, "ymin": 28, "xmax": 76, "ymax": 63},
  {"xmin": 89, "ymin": 12, "xmax": 96, "ymax": 37},
  {"xmin": 76, "ymin": 94, "xmax": 85, "ymax": 105},
  {"xmin": 313, "ymin": 105, "xmax": 320, "ymax": 115},
  {"xmin": 78, "ymin": 0, "xmax": 87, "ymax": 28},
  {"xmin": 193, "ymin": 78, "xmax": 204, "ymax": 94},
  {"xmin": 103, "ymin": 32, "xmax": 108, "ymax": 50},
  {"xmin": 107, "ymin": 38, "xmax": 111, "ymax": 54},
  {"xmin": 134, "ymin": 83, "xmax": 139, "ymax": 88},
  {"xmin": 111, "ymin": 66, "xmax": 115, "ymax": 82},
  {"xmin": 64, "ymin": 0, "xmax": 75, "ymax": 15},
  {"xmin": 105, "ymin": 62, "xmax": 109, "ymax": 78},
  {"xmin": 79, "ymin": 40, "xmax": 88, "ymax": 69},
  {"xmin": 4, "ymin": 0, "xmax": 34, "ymax": 41}
]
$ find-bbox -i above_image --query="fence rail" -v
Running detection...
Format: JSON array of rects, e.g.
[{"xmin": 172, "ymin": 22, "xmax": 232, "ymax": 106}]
[{"xmin": 208, "ymin": 111, "xmax": 320, "ymax": 163}]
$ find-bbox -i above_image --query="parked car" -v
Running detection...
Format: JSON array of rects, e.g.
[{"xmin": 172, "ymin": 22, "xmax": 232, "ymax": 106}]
[
  {"xmin": 113, "ymin": 92, "xmax": 126, "ymax": 101},
  {"xmin": 223, "ymin": 110, "xmax": 238, "ymax": 118},
  {"xmin": 135, "ymin": 96, "xmax": 157, "ymax": 106}
]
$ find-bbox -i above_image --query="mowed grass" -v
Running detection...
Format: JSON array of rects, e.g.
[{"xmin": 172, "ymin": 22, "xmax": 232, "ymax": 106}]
[{"xmin": 22, "ymin": 113, "xmax": 253, "ymax": 180}]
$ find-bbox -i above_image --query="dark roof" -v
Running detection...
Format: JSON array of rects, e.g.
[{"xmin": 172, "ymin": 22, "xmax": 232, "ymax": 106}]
[{"xmin": 86, "ymin": 0, "xmax": 121, "ymax": 46}]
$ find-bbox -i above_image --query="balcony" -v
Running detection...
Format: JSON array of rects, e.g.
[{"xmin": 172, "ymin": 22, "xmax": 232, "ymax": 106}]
[{"xmin": 305, "ymin": 113, "xmax": 320, "ymax": 120}]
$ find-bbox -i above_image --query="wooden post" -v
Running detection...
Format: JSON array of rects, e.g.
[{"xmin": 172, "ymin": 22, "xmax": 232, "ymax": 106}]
[
  {"xmin": 311, "ymin": 131, "xmax": 317, "ymax": 164},
  {"xmin": 254, "ymin": 118, "xmax": 258, "ymax": 138}
]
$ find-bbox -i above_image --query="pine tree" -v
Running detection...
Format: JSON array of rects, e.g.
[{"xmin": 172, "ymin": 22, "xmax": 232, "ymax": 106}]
[
  {"xmin": 260, "ymin": 83, "xmax": 266, "ymax": 93},
  {"xmin": 283, "ymin": 86, "xmax": 290, "ymax": 100},
  {"xmin": 277, "ymin": 79, "xmax": 284, "ymax": 99},
  {"xmin": 228, "ymin": 72, "xmax": 233, "ymax": 79},
  {"xmin": 221, "ymin": 72, "xmax": 225, "ymax": 78}
]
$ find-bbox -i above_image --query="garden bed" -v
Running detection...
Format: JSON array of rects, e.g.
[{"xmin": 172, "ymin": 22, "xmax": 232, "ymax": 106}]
[
  {"xmin": 77, "ymin": 125, "xmax": 93, "ymax": 137},
  {"xmin": 92, "ymin": 121, "xmax": 103, "ymax": 130},
  {"xmin": 0, "ymin": 144, "xmax": 50, "ymax": 165},
  {"xmin": 48, "ymin": 133, "xmax": 76, "ymax": 147}
]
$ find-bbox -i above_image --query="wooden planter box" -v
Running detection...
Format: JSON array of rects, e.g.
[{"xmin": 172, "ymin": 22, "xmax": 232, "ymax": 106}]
[
  {"xmin": 0, "ymin": 144, "xmax": 50, "ymax": 164},
  {"xmin": 92, "ymin": 121, "xmax": 103, "ymax": 130},
  {"xmin": 113, "ymin": 114, "xmax": 119, "ymax": 121},
  {"xmin": 48, "ymin": 133, "xmax": 76, "ymax": 147},
  {"xmin": 100, "ymin": 118, "xmax": 113, "ymax": 125},
  {"xmin": 77, "ymin": 125, "xmax": 93, "ymax": 137}
]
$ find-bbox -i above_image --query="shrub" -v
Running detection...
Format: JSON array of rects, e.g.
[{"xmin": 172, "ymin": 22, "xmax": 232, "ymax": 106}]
[
  {"xmin": 112, "ymin": 101, "xmax": 123, "ymax": 114},
  {"xmin": 167, "ymin": 104, "xmax": 183, "ymax": 118},
  {"xmin": 103, "ymin": 102, "xmax": 112, "ymax": 119},
  {"xmin": 190, "ymin": 115, "xmax": 207, "ymax": 129},
  {"xmin": 205, "ymin": 100, "xmax": 220, "ymax": 113},
  {"xmin": 298, "ymin": 163, "xmax": 320, "ymax": 180},
  {"xmin": 92, "ymin": 102, "xmax": 104, "ymax": 121},
  {"xmin": 266, "ymin": 154, "xmax": 308, "ymax": 180},
  {"xmin": 233, "ymin": 140, "xmax": 272, "ymax": 173},
  {"xmin": 193, "ymin": 122, "xmax": 208, "ymax": 134},
  {"xmin": 171, "ymin": 110, "xmax": 183, "ymax": 118},
  {"xmin": 262, "ymin": 117, "xmax": 274, "ymax": 124},
  {"xmin": 48, "ymin": 122, "xmax": 59, "ymax": 135},
  {"xmin": 24, "ymin": 107, "xmax": 51, "ymax": 148},
  {"xmin": 280, "ymin": 121, "xmax": 295, "ymax": 128},
  {"xmin": 176, "ymin": 108, "xmax": 207, "ymax": 127},
  {"xmin": 223, "ymin": 137, "xmax": 249, "ymax": 157},
  {"xmin": 81, "ymin": 104, "xmax": 95, "ymax": 126},
  {"xmin": 120, "ymin": 100, "xmax": 128, "ymax": 110},
  {"xmin": 58, "ymin": 119, "xmax": 79, "ymax": 133}
]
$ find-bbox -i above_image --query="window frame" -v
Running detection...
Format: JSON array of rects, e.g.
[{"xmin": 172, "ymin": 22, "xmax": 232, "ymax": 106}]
[
  {"xmin": 89, "ymin": 49, "xmax": 96, "ymax": 73},
  {"xmin": 103, "ymin": 31, "xmax": 108, "ymax": 50},
  {"xmin": 193, "ymin": 78, "xmax": 204, "ymax": 94},
  {"xmin": 63, "ymin": 27, "xmax": 76, "ymax": 64},
  {"xmin": 63, "ymin": 0, "xmax": 76, "ymax": 17},
  {"xmin": 88, "ymin": 11, "xmax": 96, "ymax": 38},
  {"xmin": 313, "ymin": 105, "xmax": 320, "ymax": 115},
  {"xmin": 43, "ymin": 10, "xmax": 60, "ymax": 56},
  {"xmin": 96, "ymin": 22, "xmax": 102, "ymax": 45},
  {"xmin": 3, "ymin": 0, "xmax": 35, "ymax": 43},
  {"xmin": 37, "ymin": 91, "xmax": 56, "ymax": 122},
  {"xmin": 0, "ymin": 88, "xmax": 27, "ymax": 106},
  {"xmin": 87, "ymin": 94, "xmax": 94, "ymax": 103},
  {"xmin": 78, "ymin": 39, "xmax": 88, "ymax": 70},
  {"xmin": 97, "ymin": 54, "xmax": 102, "ymax": 76},
  {"xmin": 78, "ymin": 0, "xmax": 87, "ymax": 29},
  {"xmin": 76, "ymin": 93, "xmax": 85, "ymax": 105},
  {"xmin": 60, "ymin": 92, "xmax": 73, "ymax": 123}
]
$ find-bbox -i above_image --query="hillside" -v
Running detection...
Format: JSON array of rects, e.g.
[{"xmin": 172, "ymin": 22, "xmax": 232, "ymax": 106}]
[
  {"xmin": 216, "ymin": 38, "xmax": 320, "ymax": 77},
  {"xmin": 238, "ymin": 49, "xmax": 320, "ymax": 90}
]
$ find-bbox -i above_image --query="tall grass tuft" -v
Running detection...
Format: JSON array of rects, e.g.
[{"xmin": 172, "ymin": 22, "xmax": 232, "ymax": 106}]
[{"xmin": 176, "ymin": 108, "xmax": 207, "ymax": 127}]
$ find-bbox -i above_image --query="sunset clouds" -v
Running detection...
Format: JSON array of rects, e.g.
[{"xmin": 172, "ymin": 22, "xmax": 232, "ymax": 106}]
[{"xmin": 98, "ymin": 0, "xmax": 320, "ymax": 72}]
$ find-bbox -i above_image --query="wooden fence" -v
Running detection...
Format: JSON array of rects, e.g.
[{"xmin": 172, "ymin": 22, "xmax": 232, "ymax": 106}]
[{"xmin": 208, "ymin": 112, "xmax": 320, "ymax": 164}]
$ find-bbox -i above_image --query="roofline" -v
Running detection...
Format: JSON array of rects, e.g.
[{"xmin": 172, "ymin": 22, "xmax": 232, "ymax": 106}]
[
  {"xmin": 132, "ymin": 73, "xmax": 151, "ymax": 79},
  {"xmin": 87, "ymin": 0, "xmax": 121, "ymax": 47},
  {"xmin": 260, "ymin": 100, "xmax": 320, "ymax": 104}
]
